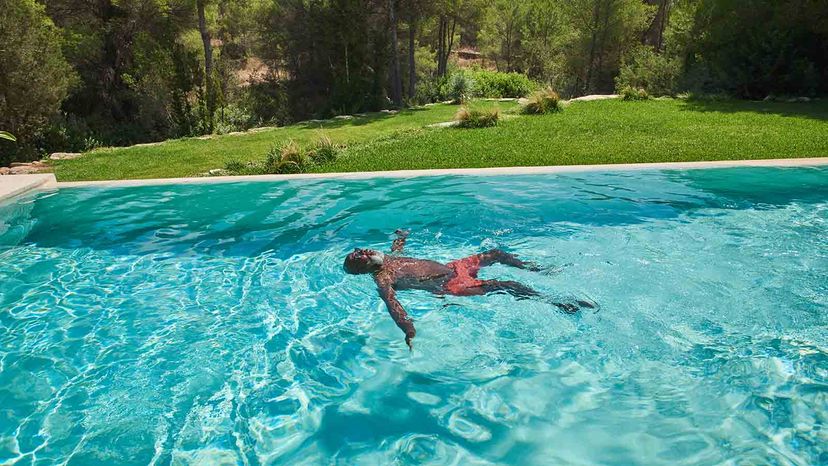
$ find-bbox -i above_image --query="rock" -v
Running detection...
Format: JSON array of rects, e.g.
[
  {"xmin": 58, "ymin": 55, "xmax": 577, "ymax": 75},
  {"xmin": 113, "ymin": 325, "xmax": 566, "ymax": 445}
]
[
  {"xmin": 9, "ymin": 162, "xmax": 29, "ymax": 168},
  {"xmin": 427, "ymin": 121, "xmax": 459, "ymax": 128},
  {"xmin": 9, "ymin": 165, "xmax": 41, "ymax": 175},
  {"xmin": 334, "ymin": 115, "xmax": 354, "ymax": 120},
  {"xmin": 0, "ymin": 167, "xmax": 10, "ymax": 175},
  {"xmin": 568, "ymin": 94, "xmax": 621, "ymax": 102},
  {"xmin": 208, "ymin": 169, "xmax": 229, "ymax": 176},
  {"xmin": 49, "ymin": 152, "xmax": 82, "ymax": 160},
  {"xmin": 785, "ymin": 96, "xmax": 811, "ymax": 103}
]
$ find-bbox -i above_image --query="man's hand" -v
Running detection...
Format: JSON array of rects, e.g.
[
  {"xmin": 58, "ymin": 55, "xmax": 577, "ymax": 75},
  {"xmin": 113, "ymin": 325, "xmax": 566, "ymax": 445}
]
[
  {"xmin": 391, "ymin": 229, "xmax": 409, "ymax": 253},
  {"xmin": 377, "ymin": 280, "xmax": 417, "ymax": 351}
]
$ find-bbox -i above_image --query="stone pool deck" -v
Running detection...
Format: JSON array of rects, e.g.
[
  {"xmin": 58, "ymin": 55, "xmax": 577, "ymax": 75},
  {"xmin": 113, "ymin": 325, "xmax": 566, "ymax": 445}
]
[
  {"xmin": 56, "ymin": 157, "xmax": 828, "ymax": 188},
  {"xmin": 0, "ymin": 174, "xmax": 57, "ymax": 203}
]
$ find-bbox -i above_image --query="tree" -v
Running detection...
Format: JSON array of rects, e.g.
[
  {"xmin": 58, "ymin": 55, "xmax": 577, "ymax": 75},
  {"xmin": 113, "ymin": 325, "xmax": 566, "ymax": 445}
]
[
  {"xmin": 388, "ymin": 0, "xmax": 403, "ymax": 105},
  {"xmin": 197, "ymin": 0, "xmax": 216, "ymax": 130},
  {"xmin": 480, "ymin": 0, "xmax": 528, "ymax": 72},
  {"xmin": 0, "ymin": 0, "xmax": 76, "ymax": 162},
  {"xmin": 562, "ymin": 0, "xmax": 650, "ymax": 95},
  {"xmin": 642, "ymin": 0, "xmax": 670, "ymax": 51},
  {"xmin": 685, "ymin": 0, "xmax": 828, "ymax": 97}
]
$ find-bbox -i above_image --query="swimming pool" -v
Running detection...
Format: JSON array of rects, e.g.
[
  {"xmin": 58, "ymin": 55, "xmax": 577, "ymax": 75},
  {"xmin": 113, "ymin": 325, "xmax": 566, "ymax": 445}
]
[{"xmin": 0, "ymin": 166, "xmax": 826, "ymax": 465}]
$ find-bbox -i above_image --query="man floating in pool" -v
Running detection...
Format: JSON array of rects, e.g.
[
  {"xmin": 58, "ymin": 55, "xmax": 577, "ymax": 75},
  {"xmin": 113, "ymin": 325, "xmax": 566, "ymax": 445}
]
[{"xmin": 344, "ymin": 230, "xmax": 594, "ymax": 349}]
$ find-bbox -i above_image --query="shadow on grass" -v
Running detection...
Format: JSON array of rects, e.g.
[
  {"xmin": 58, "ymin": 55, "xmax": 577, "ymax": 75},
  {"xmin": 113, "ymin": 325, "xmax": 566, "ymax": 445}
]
[
  {"xmin": 678, "ymin": 98, "xmax": 828, "ymax": 121},
  {"xmin": 295, "ymin": 106, "xmax": 435, "ymax": 130}
]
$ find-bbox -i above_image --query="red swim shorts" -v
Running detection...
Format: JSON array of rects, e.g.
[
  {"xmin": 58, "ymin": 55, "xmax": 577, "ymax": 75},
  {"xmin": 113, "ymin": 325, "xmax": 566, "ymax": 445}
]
[{"xmin": 445, "ymin": 255, "xmax": 484, "ymax": 294}]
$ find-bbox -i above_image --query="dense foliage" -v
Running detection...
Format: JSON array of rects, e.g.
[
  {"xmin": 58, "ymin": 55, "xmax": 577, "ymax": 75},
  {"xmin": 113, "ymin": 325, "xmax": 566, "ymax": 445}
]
[
  {"xmin": 1, "ymin": 0, "xmax": 826, "ymax": 163},
  {"xmin": 0, "ymin": 0, "xmax": 76, "ymax": 164}
]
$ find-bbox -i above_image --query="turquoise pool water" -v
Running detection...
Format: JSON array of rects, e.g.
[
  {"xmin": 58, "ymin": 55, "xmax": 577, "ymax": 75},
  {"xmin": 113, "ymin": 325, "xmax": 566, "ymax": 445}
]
[{"xmin": 0, "ymin": 167, "xmax": 826, "ymax": 465}]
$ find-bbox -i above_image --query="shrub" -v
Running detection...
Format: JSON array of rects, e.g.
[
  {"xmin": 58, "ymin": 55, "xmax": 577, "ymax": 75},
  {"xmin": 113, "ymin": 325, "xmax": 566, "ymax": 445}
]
[
  {"xmin": 522, "ymin": 88, "xmax": 563, "ymax": 114},
  {"xmin": 214, "ymin": 103, "xmax": 258, "ymax": 135},
  {"xmin": 308, "ymin": 134, "xmax": 339, "ymax": 165},
  {"xmin": 224, "ymin": 160, "xmax": 246, "ymax": 172},
  {"xmin": 469, "ymin": 71, "xmax": 536, "ymax": 98},
  {"xmin": 620, "ymin": 85, "xmax": 650, "ymax": 101},
  {"xmin": 413, "ymin": 76, "xmax": 448, "ymax": 105},
  {"xmin": 264, "ymin": 140, "xmax": 306, "ymax": 174},
  {"xmin": 616, "ymin": 46, "xmax": 681, "ymax": 97},
  {"xmin": 444, "ymin": 73, "xmax": 476, "ymax": 104},
  {"xmin": 454, "ymin": 107, "xmax": 499, "ymax": 129},
  {"xmin": 243, "ymin": 77, "xmax": 290, "ymax": 126}
]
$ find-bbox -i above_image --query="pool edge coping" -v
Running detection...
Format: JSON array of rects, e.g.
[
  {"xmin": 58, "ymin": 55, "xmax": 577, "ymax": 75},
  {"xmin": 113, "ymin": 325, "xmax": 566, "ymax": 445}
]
[
  {"xmin": 0, "ymin": 174, "xmax": 58, "ymax": 202},
  {"xmin": 54, "ymin": 157, "xmax": 828, "ymax": 188}
]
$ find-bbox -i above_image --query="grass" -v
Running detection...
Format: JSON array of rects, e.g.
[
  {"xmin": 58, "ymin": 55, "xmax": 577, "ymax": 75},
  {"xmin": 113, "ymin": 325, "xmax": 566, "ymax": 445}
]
[
  {"xmin": 52, "ymin": 98, "xmax": 828, "ymax": 181},
  {"xmin": 53, "ymin": 103, "xmax": 512, "ymax": 181},
  {"xmin": 323, "ymin": 98, "xmax": 828, "ymax": 173}
]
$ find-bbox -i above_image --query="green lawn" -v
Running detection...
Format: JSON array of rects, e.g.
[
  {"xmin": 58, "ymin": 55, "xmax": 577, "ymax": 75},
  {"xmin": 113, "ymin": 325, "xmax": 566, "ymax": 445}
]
[
  {"xmin": 52, "ymin": 98, "xmax": 828, "ymax": 181},
  {"xmin": 53, "ymin": 102, "xmax": 503, "ymax": 181}
]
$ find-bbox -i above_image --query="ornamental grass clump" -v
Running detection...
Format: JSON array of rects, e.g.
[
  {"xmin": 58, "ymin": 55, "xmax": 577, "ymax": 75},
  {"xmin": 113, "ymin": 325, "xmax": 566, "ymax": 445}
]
[
  {"xmin": 454, "ymin": 107, "xmax": 499, "ymax": 128},
  {"xmin": 308, "ymin": 134, "xmax": 339, "ymax": 165},
  {"xmin": 265, "ymin": 139, "xmax": 306, "ymax": 174},
  {"xmin": 522, "ymin": 88, "xmax": 562, "ymax": 114},
  {"xmin": 620, "ymin": 85, "xmax": 650, "ymax": 101}
]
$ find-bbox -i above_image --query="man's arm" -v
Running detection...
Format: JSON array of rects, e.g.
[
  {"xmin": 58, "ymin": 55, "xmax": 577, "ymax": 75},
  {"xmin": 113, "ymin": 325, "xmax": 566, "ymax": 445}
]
[
  {"xmin": 391, "ymin": 229, "xmax": 409, "ymax": 253},
  {"xmin": 376, "ymin": 277, "xmax": 416, "ymax": 349}
]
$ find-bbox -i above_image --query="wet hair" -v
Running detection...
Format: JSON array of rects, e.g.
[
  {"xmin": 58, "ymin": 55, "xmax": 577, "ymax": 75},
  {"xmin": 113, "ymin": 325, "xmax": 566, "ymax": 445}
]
[{"xmin": 343, "ymin": 248, "xmax": 383, "ymax": 275}]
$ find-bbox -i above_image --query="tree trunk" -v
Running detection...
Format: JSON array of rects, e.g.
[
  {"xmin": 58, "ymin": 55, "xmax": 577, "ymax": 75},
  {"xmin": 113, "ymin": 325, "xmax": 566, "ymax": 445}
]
[
  {"xmin": 388, "ymin": 0, "xmax": 403, "ymax": 105},
  {"xmin": 642, "ymin": 0, "xmax": 670, "ymax": 51},
  {"xmin": 504, "ymin": 20, "xmax": 513, "ymax": 71},
  {"xmin": 408, "ymin": 16, "xmax": 417, "ymax": 99},
  {"xmin": 197, "ymin": 0, "xmax": 214, "ymax": 131},
  {"xmin": 437, "ymin": 15, "xmax": 446, "ymax": 76},
  {"xmin": 445, "ymin": 17, "xmax": 456, "ymax": 72},
  {"xmin": 594, "ymin": 0, "xmax": 613, "ymax": 92},
  {"xmin": 584, "ymin": 0, "xmax": 602, "ymax": 95}
]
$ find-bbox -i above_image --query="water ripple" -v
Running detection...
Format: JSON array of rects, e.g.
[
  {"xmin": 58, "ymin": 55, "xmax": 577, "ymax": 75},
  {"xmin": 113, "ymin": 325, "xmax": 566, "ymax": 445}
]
[{"xmin": 0, "ymin": 167, "xmax": 826, "ymax": 464}]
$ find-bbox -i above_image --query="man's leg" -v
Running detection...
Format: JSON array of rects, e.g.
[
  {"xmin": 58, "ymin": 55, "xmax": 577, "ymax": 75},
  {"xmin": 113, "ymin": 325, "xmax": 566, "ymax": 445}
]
[
  {"xmin": 479, "ymin": 280, "xmax": 595, "ymax": 314},
  {"xmin": 475, "ymin": 249, "xmax": 539, "ymax": 271},
  {"xmin": 479, "ymin": 280, "xmax": 539, "ymax": 299}
]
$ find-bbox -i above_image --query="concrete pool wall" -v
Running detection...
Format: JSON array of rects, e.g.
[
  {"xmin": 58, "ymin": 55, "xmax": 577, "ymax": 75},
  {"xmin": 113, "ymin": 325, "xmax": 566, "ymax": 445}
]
[{"xmin": 1, "ymin": 158, "xmax": 827, "ymax": 201}]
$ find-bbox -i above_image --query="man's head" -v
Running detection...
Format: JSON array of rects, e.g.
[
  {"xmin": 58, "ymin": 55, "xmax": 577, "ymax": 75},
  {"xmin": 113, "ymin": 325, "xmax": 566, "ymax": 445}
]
[{"xmin": 344, "ymin": 248, "xmax": 385, "ymax": 275}]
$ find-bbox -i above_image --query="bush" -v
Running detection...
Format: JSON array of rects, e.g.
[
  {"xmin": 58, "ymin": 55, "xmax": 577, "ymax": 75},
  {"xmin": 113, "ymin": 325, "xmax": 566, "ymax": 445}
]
[
  {"xmin": 0, "ymin": 0, "xmax": 77, "ymax": 164},
  {"xmin": 264, "ymin": 140, "xmax": 306, "ymax": 174},
  {"xmin": 412, "ymin": 76, "xmax": 448, "ymax": 105},
  {"xmin": 308, "ymin": 135, "xmax": 339, "ymax": 165},
  {"xmin": 522, "ymin": 88, "xmax": 563, "ymax": 114},
  {"xmin": 468, "ymin": 70, "xmax": 536, "ymax": 98},
  {"xmin": 244, "ymin": 77, "xmax": 291, "ymax": 126},
  {"xmin": 616, "ymin": 46, "xmax": 681, "ymax": 97},
  {"xmin": 33, "ymin": 115, "xmax": 98, "ymax": 155},
  {"xmin": 214, "ymin": 104, "xmax": 258, "ymax": 135},
  {"xmin": 444, "ymin": 73, "xmax": 476, "ymax": 104},
  {"xmin": 620, "ymin": 86, "xmax": 650, "ymax": 101},
  {"xmin": 454, "ymin": 107, "xmax": 499, "ymax": 128},
  {"xmin": 224, "ymin": 160, "xmax": 246, "ymax": 172}
]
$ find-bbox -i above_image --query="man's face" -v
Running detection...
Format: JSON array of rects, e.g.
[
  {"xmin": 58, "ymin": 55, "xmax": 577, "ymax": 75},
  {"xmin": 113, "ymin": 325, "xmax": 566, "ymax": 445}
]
[{"xmin": 344, "ymin": 248, "xmax": 384, "ymax": 274}]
